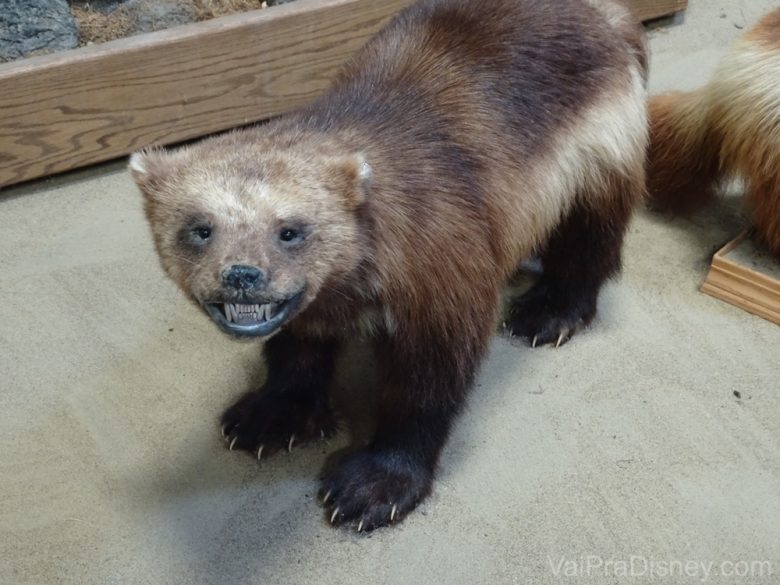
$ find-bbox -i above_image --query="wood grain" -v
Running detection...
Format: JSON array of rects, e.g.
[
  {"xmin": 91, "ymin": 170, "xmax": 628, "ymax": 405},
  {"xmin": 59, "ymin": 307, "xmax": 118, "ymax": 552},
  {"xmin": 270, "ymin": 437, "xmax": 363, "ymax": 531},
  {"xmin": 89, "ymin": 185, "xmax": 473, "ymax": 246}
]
[
  {"xmin": 701, "ymin": 231, "xmax": 780, "ymax": 326},
  {"xmin": 624, "ymin": 0, "xmax": 688, "ymax": 21},
  {"xmin": 0, "ymin": 0, "xmax": 415, "ymax": 188},
  {"xmin": 0, "ymin": 0, "xmax": 686, "ymax": 188}
]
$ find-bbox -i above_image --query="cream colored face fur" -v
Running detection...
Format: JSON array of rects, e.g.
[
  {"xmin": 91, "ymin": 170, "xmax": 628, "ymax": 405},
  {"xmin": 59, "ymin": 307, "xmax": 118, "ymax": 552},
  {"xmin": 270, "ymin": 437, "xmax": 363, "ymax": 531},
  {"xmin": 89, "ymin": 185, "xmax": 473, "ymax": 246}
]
[{"xmin": 129, "ymin": 139, "xmax": 371, "ymax": 337}]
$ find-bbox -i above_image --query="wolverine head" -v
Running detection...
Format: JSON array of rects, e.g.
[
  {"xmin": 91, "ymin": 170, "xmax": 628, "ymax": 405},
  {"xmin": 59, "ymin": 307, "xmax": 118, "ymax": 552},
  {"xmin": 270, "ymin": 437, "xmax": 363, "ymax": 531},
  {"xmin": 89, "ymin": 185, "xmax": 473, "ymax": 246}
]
[{"xmin": 130, "ymin": 130, "xmax": 371, "ymax": 339}]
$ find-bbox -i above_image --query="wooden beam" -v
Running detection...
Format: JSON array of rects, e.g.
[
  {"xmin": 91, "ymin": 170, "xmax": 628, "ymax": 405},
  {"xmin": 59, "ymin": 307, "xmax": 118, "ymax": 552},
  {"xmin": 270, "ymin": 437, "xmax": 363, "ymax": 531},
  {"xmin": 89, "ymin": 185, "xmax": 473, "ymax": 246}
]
[
  {"xmin": 0, "ymin": 0, "xmax": 416, "ymax": 188},
  {"xmin": 625, "ymin": 0, "xmax": 687, "ymax": 21},
  {"xmin": 0, "ymin": 0, "xmax": 686, "ymax": 188}
]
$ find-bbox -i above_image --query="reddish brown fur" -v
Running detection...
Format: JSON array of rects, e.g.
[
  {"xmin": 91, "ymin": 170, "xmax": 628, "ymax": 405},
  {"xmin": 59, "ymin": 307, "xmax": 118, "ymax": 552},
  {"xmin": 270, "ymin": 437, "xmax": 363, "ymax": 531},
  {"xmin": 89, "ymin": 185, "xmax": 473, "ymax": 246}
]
[
  {"xmin": 745, "ymin": 8, "xmax": 780, "ymax": 48},
  {"xmin": 647, "ymin": 7, "xmax": 780, "ymax": 257},
  {"xmin": 131, "ymin": 0, "xmax": 647, "ymax": 531},
  {"xmin": 646, "ymin": 92, "xmax": 721, "ymax": 214}
]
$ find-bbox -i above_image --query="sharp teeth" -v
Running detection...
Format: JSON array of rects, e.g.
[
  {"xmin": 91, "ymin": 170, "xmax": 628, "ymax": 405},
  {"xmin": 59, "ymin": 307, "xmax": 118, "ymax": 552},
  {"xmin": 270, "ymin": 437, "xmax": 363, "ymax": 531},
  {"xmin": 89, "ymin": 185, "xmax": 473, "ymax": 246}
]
[{"xmin": 221, "ymin": 302, "xmax": 281, "ymax": 324}]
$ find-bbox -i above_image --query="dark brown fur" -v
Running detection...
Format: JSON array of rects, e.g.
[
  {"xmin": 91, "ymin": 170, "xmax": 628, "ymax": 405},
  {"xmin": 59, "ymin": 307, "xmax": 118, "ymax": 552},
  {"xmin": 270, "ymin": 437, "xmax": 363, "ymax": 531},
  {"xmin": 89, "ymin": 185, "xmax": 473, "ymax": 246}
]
[{"xmin": 131, "ymin": 0, "xmax": 647, "ymax": 531}]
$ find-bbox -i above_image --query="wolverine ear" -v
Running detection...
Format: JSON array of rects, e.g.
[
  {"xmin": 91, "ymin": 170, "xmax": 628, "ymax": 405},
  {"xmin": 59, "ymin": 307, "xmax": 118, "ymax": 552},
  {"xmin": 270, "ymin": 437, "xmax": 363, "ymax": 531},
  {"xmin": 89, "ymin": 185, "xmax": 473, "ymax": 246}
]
[
  {"xmin": 129, "ymin": 148, "xmax": 184, "ymax": 197},
  {"xmin": 326, "ymin": 153, "xmax": 372, "ymax": 208}
]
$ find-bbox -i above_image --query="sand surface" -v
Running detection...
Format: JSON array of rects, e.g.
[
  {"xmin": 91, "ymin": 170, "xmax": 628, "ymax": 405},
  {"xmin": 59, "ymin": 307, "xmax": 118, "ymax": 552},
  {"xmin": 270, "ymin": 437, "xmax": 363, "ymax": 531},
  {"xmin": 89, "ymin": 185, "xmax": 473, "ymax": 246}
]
[{"xmin": 1, "ymin": 1, "xmax": 779, "ymax": 583}]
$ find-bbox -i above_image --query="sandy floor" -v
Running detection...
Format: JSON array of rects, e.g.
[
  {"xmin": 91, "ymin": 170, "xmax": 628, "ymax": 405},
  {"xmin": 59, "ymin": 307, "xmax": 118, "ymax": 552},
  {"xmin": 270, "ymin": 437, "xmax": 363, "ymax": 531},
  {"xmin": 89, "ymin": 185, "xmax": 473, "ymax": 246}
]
[{"xmin": 1, "ymin": 1, "xmax": 779, "ymax": 584}]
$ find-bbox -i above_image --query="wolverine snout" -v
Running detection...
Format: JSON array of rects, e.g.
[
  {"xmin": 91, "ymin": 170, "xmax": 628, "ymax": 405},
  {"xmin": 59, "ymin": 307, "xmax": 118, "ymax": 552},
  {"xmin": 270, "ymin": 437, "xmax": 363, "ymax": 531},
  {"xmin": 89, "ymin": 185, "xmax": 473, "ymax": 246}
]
[{"xmin": 222, "ymin": 264, "xmax": 266, "ymax": 292}]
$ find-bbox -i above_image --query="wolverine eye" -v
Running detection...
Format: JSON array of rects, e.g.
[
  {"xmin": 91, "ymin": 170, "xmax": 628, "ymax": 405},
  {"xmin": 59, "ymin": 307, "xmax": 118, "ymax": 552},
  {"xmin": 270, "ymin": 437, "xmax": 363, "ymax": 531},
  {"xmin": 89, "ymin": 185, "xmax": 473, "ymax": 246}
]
[
  {"xmin": 279, "ymin": 228, "xmax": 301, "ymax": 244},
  {"xmin": 192, "ymin": 225, "xmax": 212, "ymax": 241}
]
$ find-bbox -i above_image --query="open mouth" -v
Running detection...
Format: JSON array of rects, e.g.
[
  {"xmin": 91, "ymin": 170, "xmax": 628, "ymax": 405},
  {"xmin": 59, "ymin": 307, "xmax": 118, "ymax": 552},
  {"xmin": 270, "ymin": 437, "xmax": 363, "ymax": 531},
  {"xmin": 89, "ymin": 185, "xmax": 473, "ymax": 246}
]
[{"xmin": 201, "ymin": 291, "xmax": 304, "ymax": 338}]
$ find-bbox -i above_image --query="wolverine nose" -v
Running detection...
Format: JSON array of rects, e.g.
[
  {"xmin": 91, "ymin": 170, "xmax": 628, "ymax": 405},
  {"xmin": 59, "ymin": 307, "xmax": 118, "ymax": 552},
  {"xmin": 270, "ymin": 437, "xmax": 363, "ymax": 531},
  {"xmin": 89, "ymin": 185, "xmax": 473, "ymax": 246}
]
[{"xmin": 223, "ymin": 265, "xmax": 265, "ymax": 291}]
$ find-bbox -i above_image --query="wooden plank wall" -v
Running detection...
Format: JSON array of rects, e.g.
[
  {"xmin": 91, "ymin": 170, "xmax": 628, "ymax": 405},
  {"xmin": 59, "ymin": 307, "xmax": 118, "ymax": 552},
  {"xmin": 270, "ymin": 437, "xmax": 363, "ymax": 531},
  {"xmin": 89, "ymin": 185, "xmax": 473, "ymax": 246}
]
[{"xmin": 0, "ymin": 0, "xmax": 687, "ymax": 188}]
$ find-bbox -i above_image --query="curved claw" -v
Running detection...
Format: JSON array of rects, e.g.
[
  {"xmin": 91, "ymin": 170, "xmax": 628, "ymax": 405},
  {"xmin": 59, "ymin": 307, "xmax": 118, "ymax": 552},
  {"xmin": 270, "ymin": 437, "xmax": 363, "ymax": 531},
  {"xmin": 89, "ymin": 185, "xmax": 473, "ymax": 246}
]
[
  {"xmin": 330, "ymin": 507, "xmax": 340, "ymax": 524},
  {"xmin": 220, "ymin": 424, "xmax": 228, "ymax": 439},
  {"xmin": 287, "ymin": 434, "xmax": 296, "ymax": 453},
  {"xmin": 257, "ymin": 445, "xmax": 264, "ymax": 460},
  {"xmin": 555, "ymin": 332, "xmax": 566, "ymax": 348},
  {"xmin": 357, "ymin": 520, "xmax": 364, "ymax": 533},
  {"xmin": 322, "ymin": 490, "xmax": 332, "ymax": 505},
  {"xmin": 229, "ymin": 436, "xmax": 238, "ymax": 451},
  {"xmin": 390, "ymin": 504, "xmax": 398, "ymax": 522},
  {"xmin": 531, "ymin": 335, "xmax": 538, "ymax": 348}
]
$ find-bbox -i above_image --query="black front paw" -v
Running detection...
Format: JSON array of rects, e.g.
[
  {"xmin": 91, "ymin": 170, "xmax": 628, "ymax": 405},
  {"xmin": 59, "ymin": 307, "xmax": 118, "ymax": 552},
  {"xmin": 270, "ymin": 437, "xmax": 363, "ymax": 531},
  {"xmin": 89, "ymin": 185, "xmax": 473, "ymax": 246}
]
[
  {"xmin": 319, "ymin": 450, "xmax": 432, "ymax": 533},
  {"xmin": 506, "ymin": 281, "xmax": 596, "ymax": 348},
  {"xmin": 221, "ymin": 391, "xmax": 337, "ymax": 459}
]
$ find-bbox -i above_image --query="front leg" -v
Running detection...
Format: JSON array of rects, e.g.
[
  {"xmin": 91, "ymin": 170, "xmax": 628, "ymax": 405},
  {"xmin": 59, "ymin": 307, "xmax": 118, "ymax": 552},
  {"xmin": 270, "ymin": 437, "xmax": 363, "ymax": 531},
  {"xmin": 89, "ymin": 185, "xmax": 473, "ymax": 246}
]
[
  {"xmin": 319, "ymin": 316, "xmax": 493, "ymax": 532},
  {"xmin": 221, "ymin": 331, "xmax": 338, "ymax": 459}
]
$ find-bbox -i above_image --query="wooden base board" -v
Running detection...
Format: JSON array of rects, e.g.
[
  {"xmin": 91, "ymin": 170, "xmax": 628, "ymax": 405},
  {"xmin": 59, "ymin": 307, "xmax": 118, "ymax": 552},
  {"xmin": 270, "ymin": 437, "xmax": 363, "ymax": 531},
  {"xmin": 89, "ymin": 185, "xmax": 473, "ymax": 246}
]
[
  {"xmin": 0, "ymin": 0, "xmax": 688, "ymax": 189},
  {"xmin": 701, "ymin": 231, "xmax": 780, "ymax": 326},
  {"xmin": 627, "ymin": 0, "xmax": 688, "ymax": 21}
]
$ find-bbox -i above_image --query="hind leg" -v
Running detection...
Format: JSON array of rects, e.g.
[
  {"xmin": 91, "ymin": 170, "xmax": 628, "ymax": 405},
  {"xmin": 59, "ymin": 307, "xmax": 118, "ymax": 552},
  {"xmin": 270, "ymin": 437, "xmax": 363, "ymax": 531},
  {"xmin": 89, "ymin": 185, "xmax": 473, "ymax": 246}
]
[{"xmin": 507, "ymin": 176, "xmax": 637, "ymax": 347}]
